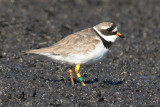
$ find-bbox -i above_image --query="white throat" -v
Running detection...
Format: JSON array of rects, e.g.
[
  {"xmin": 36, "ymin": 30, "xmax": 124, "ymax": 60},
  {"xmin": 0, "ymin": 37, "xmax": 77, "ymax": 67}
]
[{"xmin": 93, "ymin": 27, "xmax": 118, "ymax": 42}]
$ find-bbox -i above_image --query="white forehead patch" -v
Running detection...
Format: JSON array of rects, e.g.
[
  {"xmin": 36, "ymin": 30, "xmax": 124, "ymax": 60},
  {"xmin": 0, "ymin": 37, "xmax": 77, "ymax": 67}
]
[
  {"xmin": 101, "ymin": 26, "xmax": 110, "ymax": 30},
  {"xmin": 112, "ymin": 27, "xmax": 117, "ymax": 32}
]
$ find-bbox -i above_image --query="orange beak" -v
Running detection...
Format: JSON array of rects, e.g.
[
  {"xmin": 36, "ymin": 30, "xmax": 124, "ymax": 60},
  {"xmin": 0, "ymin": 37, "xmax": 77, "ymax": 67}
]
[{"xmin": 116, "ymin": 32, "xmax": 124, "ymax": 38}]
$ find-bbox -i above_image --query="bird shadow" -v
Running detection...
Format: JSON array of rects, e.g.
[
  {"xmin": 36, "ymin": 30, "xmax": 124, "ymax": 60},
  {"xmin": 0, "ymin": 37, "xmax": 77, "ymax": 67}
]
[
  {"xmin": 83, "ymin": 78, "xmax": 123, "ymax": 85},
  {"xmin": 44, "ymin": 78, "xmax": 123, "ymax": 85},
  {"xmin": 103, "ymin": 80, "xmax": 123, "ymax": 85}
]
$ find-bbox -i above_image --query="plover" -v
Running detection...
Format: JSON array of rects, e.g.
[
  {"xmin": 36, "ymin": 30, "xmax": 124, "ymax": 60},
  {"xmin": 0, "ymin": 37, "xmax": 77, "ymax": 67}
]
[{"xmin": 26, "ymin": 22, "xmax": 124, "ymax": 86}]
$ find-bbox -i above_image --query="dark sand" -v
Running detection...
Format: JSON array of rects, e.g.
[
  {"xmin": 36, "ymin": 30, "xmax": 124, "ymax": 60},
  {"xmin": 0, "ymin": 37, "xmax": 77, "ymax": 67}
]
[{"xmin": 0, "ymin": 0, "xmax": 159, "ymax": 106}]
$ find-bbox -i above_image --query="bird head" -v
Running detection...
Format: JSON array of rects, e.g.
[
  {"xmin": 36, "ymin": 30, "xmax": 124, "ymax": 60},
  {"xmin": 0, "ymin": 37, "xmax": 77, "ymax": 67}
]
[{"xmin": 93, "ymin": 22, "xmax": 124, "ymax": 42}]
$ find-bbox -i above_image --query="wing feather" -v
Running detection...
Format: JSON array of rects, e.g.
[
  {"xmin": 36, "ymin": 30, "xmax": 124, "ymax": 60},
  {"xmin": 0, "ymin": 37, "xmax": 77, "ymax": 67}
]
[{"xmin": 27, "ymin": 28, "xmax": 100, "ymax": 55}]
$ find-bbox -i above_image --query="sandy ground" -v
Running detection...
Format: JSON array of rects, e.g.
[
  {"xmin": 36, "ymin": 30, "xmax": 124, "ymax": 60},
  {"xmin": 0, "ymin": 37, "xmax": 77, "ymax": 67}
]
[{"xmin": 0, "ymin": 0, "xmax": 160, "ymax": 106}]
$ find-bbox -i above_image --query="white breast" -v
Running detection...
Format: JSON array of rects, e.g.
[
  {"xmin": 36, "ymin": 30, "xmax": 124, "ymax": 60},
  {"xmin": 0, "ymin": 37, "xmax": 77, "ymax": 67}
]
[{"xmin": 41, "ymin": 39, "xmax": 109, "ymax": 65}]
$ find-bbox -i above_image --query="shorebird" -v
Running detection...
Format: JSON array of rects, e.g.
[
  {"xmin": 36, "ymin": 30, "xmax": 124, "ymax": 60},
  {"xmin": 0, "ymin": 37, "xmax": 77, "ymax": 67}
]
[{"xmin": 26, "ymin": 22, "xmax": 124, "ymax": 86}]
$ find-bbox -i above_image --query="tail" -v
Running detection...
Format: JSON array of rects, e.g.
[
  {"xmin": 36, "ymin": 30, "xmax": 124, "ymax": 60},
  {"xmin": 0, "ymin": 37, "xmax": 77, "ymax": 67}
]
[{"xmin": 26, "ymin": 48, "xmax": 52, "ymax": 54}]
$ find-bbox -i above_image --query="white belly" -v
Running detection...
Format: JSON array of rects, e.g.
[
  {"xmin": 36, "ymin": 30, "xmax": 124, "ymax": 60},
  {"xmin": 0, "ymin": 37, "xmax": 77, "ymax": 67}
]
[{"xmin": 41, "ymin": 41, "xmax": 109, "ymax": 65}]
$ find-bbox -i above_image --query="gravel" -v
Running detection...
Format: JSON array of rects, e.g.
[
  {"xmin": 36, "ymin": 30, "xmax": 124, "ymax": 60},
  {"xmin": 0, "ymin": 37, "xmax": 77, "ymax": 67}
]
[{"xmin": 0, "ymin": 0, "xmax": 160, "ymax": 106}]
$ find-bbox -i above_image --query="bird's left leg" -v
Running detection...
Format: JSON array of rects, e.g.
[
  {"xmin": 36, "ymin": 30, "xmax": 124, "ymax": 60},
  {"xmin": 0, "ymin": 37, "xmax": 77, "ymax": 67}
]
[
  {"xmin": 75, "ymin": 64, "xmax": 86, "ymax": 86},
  {"xmin": 69, "ymin": 66, "xmax": 74, "ymax": 85}
]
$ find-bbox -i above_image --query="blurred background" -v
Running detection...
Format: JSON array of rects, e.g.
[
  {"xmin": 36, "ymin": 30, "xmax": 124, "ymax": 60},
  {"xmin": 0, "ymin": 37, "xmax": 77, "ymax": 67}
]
[{"xmin": 0, "ymin": 0, "xmax": 159, "ymax": 106}]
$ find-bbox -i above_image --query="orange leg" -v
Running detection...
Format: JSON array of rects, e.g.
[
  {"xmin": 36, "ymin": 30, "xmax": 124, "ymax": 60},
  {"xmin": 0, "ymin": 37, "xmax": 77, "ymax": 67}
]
[
  {"xmin": 69, "ymin": 66, "xmax": 74, "ymax": 85},
  {"xmin": 75, "ymin": 64, "xmax": 86, "ymax": 86}
]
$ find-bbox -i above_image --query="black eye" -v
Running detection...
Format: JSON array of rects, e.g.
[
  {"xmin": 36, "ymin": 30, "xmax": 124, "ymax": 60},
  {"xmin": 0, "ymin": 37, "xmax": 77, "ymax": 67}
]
[
  {"xmin": 107, "ymin": 27, "xmax": 113, "ymax": 32},
  {"xmin": 107, "ymin": 24, "xmax": 116, "ymax": 32},
  {"xmin": 100, "ymin": 24, "xmax": 117, "ymax": 35}
]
